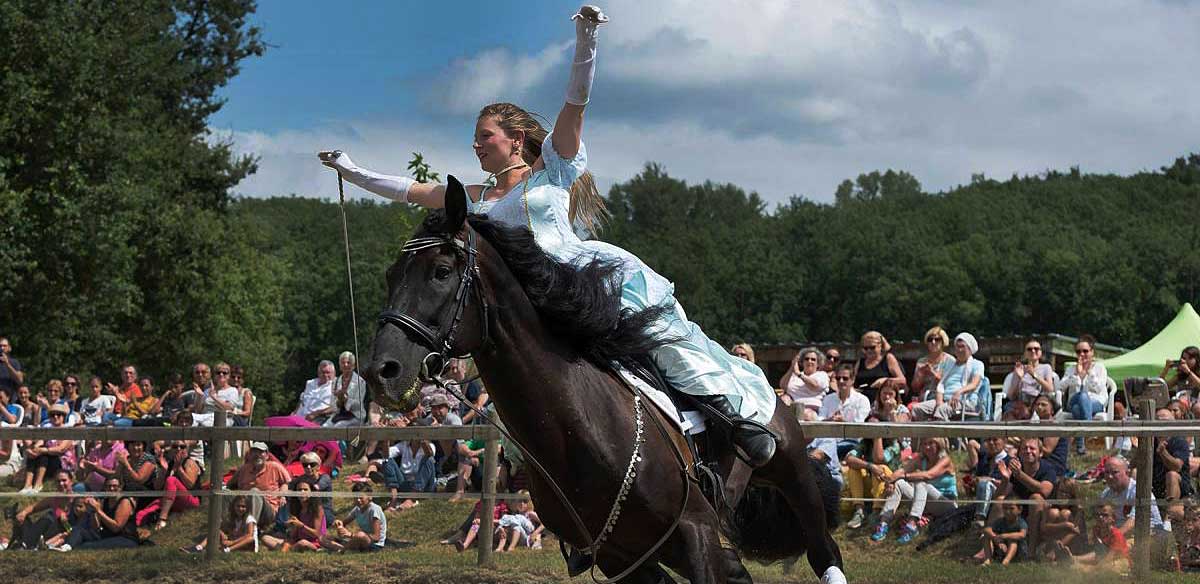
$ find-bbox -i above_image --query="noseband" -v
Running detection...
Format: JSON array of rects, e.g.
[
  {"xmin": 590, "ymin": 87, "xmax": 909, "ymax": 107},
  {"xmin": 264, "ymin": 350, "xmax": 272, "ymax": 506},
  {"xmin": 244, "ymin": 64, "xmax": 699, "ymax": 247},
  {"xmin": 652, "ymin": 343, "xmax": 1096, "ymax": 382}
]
[{"xmin": 377, "ymin": 228, "xmax": 489, "ymax": 380}]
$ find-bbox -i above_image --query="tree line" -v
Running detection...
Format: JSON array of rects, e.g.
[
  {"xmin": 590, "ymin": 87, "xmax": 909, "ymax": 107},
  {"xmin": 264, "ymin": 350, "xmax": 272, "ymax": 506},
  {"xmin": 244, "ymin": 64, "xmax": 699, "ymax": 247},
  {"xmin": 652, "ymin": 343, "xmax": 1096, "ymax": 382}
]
[{"xmin": 1, "ymin": 1, "xmax": 1196, "ymax": 418}]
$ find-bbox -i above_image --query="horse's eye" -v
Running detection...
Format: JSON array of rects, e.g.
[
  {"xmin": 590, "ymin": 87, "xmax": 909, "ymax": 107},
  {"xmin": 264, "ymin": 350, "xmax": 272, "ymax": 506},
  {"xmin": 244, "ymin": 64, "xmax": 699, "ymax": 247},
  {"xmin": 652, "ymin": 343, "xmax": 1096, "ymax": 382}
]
[{"xmin": 434, "ymin": 265, "xmax": 452, "ymax": 280}]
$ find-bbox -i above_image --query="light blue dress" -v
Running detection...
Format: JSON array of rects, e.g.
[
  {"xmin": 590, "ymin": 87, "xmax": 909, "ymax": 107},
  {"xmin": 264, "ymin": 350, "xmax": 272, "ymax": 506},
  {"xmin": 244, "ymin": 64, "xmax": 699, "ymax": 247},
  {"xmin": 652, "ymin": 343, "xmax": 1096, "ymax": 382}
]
[{"xmin": 468, "ymin": 135, "xmax": 777, "ymax": 425}]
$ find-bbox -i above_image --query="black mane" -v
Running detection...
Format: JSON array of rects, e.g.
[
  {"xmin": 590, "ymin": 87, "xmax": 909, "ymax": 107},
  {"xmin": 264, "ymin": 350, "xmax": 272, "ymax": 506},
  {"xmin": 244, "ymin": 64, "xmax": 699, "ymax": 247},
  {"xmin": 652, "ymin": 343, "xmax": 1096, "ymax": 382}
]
[{"xmin": 418, "ymin": 211, "xmax": 672, "ymax": 365}]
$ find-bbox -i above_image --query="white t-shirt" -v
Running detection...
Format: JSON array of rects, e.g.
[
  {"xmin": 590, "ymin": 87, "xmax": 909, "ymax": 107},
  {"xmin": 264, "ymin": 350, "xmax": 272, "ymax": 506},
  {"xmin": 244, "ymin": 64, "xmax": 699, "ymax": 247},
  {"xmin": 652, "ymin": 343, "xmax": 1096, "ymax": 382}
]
[
  {"xmin": 296, "ymin": 378, "xmax": 333, "ymax": 417},
  {"xmin": 349, "ymin": 503, "xmax": 387, "ymax": 547},
  {"xmin": 1100, "ymin": 478, "xmax": 1165, "ymax": 531},
  {"xmin": 80, "ymin": 395, "xmax": 116, "ymax": 426},
  {"xmin": 1003, "ymin": 363, "xmax": 1056, "ymax": 399},
  {"xmin": 785, "ymin": 371, "xmax": 830, "ymax": 411},
  {"xmin": 818, "ymin": 390, "xmax": 871, "ymax": 423}
]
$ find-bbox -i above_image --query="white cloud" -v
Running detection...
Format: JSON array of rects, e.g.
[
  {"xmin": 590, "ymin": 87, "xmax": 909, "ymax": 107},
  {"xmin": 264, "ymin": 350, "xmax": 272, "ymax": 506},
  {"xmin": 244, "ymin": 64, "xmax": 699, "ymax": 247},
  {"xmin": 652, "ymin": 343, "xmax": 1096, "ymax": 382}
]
[{"xmin": 225, "ymin": 0, "xmax": 1200, "ymax": 204}]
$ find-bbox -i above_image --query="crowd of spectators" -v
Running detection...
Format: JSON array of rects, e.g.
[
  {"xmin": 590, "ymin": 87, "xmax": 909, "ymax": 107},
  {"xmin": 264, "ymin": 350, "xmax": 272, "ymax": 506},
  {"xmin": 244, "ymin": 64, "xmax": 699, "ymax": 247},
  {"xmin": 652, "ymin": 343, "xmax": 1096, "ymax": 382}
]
[{"xmin": 754, "ymin": 330, "xmax": 1200, "ymax": 571}]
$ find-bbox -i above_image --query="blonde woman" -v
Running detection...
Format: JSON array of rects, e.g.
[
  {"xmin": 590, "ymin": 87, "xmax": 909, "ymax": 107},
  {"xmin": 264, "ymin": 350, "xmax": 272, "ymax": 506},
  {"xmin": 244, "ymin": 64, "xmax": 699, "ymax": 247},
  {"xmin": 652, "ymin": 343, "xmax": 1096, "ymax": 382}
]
[
  {"xmin": 730, "ymin": 343, "xmax": 755, "ymax": 362},
  {"xmin": 317, "ymin": 5, "xmax": 779, "ymax": 469},
  {"xmin": 909, "ymin": 326, "xmax": 953, "ymax": 399},
  {"xmin": 854, "ymin": 331, "xmax": 907, "ymax": 405},
  {"xmin": 871, "ymin": 437, "xmax": 958, "ymax": 544}
]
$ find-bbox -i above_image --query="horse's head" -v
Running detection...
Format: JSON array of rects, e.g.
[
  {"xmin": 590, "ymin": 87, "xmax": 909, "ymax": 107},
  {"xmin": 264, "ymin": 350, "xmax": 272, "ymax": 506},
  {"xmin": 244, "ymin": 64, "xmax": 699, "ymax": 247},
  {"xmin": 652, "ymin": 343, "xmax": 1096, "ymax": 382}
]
[{"xmin": 364, "ymin": 176, "xmax": 489, "ymax": 412}]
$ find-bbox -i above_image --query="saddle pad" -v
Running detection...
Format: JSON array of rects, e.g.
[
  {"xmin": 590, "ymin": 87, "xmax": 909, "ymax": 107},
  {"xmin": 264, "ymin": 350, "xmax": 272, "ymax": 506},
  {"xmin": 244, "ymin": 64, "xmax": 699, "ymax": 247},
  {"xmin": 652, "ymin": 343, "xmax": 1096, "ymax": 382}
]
[{"xmin": 613, "ymin": 364, "xmax": 706, "ymax": 435}]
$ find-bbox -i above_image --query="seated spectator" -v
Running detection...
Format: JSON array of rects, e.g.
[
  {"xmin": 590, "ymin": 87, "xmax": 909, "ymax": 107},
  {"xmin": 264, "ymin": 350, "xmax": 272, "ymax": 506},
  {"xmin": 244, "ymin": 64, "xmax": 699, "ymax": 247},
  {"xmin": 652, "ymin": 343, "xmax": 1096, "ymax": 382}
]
[
  {"xmin": 8, "ymin": 470, "xmax": 73, "ymax": 549},
  {"xmin": 872, "ymin": 384, "xmax": 910, "ymax": 422},
  {"xmin": 80, "ymin": 376, "xmax": 116, "ymax": 427},
  {"xmin": 182, "ymin": 495, "xmax": 258, "ymax": 554},
  {"xmin": 1058, "ymin": 334, "xmax": 1109, "ymax": 454},
  {"xmin": 819, "ymin": 363, "xmax": 871, "ymax": 457},
  {"xmin": 157, "ymin": 373, "xmax": 190, "ymax": 421},
  {"xmin": 806, "ymin": 436, "xmax": 844, "ymax": 491},
  {"xmin": 19, "ymin": 403, "xmax": 75, "ymax": 494},
  {"xmin": 1150, "ymin": 407, "xmax": 1193, "ymax": 550},
  {"xmin": 975, "ymin": 501, "xmax": 1028, "ymax": 565},
  {"xmin": 967, "ymin": 436, "xmax": 1012, "ymax": 528},
  {"xmin": 137, "ymin": 440, "xmax": 202, "ymax": 529},
  {"xmin": 452, "ymin": 499, "xmax": 510, "ymax": 552},
  {"xmin": 115, "ymin": 440, "xmax": 159, "ymax": 497},
  {"xmin": 1003, "ymin": 338, "xmax": 1057, "ymax": 411},
  {"xmin": 76, "ymin": 439, "xmax": 126, "ymax": 493},
  {"xmin": 1041, "ymin": 478, "xmax": 1085, "ymax": 561},
  {"xmin": 261, "ymin": 476, "xmax": 324, "ymax": 552},
  {"xmin": 842, "ymin": 415, "xmax": 903, "ymax": 530},
  {"xmin": 446, "ymin": 358, "xmax": 488, "ymax": 425},
  {"xmin": 1029, "ymin": 395, "xmax": 1070, "ymax": 477},
  {"xmin": 822, "ymin": 348, "xmax": 841, "ymax": 375},
  {"xmin": 62, "ymin": 375, "xmax": 84, "ymax": 415},
  {"xmin": 234, "ymin": 441, "xmax": 293, "ymax": 533},
  {"xmin": 1161, "ymin": 347, "xmax": 1200, "ymax": 419},
  {"xmin": 0, "ymin": 337, "xmax": 25, "ymax": 401},
  {"xmin": 293, "ymin": 360, "xmax": 336, "ymax": 425},
  {"xmin": 451, "ymin": 436, "xmax": 487, "ymax": 503},
  {"xmin": 326, "ymin": 352, "xmax": 368, "ymax": 427},
  {"xmin": 231, "ymin": 365, "xmax": 256, "ymax": 427},
  {"xmin": 0, "ymin": 387, "xmax": 21, "ymax": 427},
  {"xmin": 998, "ymin": 437, "xmax": 1057, "ymax": 552},
  {"xmin": 326, "ymin": 482, "xmax": 388, "ymax": 552},
  {"xmin": 912, "ymin": 332, "xmax": 983, "ymax": 421},
  {"xmin": 294, "ymin": 452, "xmax": 335, "ymax": 527},
  {"xmin": 14, "ymin": 384, "xmax": 38, "ymax": 427},
  {"xmin": 193, "ymin": 361, "xmax": 241, "ymax": 425},
  {"xmin": 44, "ymin": 497, "xmax": 92, "ymax": 550},
  {"xmin": 1068, "ymin": 504, "xmax": 1130, "ymax": 569},
  {"xmin": 384, "ymin": 424, "xmax": 437, "ymax": 511},
  {"xmin": 494, "ymin": 491, "xmax": 543, "ymax": 552},
  {"xmin": 171, "ymin": 411, "xmax": 207, "ymax": 469},
  {"xmin": 1179, "ymin": 506, "xmax": 1200, "ymax": 571},
  {"xmin": 35, "ymin": 379, "xmax": 71, "ymax": 425},
  {"xmin": 105, "ymin": 363, "xmax": 143, "ymax": 421},
  {"xmin": 112, "ymin": 376, "xmax": 163, "ymax": 427},
  {"xmin": 780, "ymin": 347, "xmax": 829, "ymax": 416},
  {"xmin": 54, "ymin": 477, "xmax": 140, "ymax": 551},
  {"xmin": 854, "ymin": 331, "xmax": 907, "ymax": 404},
  {"xmin": 0, "ymin": 436, "xmax": 21, "ymax": 481},
  {"xmin": 183, "ymin": 362, "xmax": 213, "ymax": 415},
  {"xmin": 730, "ymin": 343, "xmax": 755, "ymax": 362},
  {"xmin": 871, "ymin": 437, "xmax": 958, "ymax": 544},
  {"xmin": 909, "ymin": 326, "xmax": 953, "ymax": 406},
  {"xmin": 1098, "ymin": 456, "xmax": 1165, "ymax": 539}
]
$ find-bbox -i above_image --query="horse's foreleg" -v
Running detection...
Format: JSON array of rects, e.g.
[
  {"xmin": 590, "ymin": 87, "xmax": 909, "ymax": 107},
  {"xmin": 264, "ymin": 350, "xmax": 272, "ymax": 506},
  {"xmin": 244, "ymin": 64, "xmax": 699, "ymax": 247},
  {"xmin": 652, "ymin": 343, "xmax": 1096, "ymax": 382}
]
[{"xmin": 664, "ymin": 516, "xmax": 728, "ymax": 584}]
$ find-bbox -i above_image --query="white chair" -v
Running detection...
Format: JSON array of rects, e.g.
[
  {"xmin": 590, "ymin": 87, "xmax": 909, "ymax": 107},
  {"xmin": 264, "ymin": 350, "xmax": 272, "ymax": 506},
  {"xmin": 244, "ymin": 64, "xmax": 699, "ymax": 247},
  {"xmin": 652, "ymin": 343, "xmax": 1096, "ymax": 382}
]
[{"xmin": 1058, "ymin": 377, "xmax": 1119, "ymax": 450}]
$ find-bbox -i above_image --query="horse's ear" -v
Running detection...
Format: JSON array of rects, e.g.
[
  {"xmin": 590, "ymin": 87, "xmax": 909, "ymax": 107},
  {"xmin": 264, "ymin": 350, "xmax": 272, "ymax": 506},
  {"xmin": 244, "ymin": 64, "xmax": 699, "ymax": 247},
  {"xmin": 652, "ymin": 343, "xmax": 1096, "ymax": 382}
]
[{"xmin": 442, "ymin": 175, "xmax": 468, "ymax": 233}]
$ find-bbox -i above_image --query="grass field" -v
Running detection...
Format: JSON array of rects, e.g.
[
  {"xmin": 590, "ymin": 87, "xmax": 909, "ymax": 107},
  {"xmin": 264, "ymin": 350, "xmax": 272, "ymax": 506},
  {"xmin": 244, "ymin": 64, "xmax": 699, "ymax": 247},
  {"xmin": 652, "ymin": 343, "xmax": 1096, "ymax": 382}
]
[{"xmin": 3, "ymin": 446, "xmax": 1199, "ymax": 583}]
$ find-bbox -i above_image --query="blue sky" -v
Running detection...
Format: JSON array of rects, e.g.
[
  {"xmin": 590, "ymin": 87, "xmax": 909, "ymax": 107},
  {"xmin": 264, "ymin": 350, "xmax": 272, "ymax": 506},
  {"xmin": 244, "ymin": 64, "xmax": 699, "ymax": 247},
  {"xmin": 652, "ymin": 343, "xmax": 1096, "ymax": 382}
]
[{"xmin": 213, "ymin": 1, "xmax": 1200, "ymax": 204}]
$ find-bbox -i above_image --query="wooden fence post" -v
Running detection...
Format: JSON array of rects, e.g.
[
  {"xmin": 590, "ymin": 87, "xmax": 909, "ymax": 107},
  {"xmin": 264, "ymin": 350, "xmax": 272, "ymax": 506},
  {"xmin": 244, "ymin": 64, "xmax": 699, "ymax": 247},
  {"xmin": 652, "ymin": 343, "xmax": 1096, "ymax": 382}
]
[
  {"xmin": 1133, "ymin": 399, "xmax": 1154, "ymax": 577},
  {"xmin": 205, "ymin": 409, "xmax": 228, "ymax": 561},
  {"xmin": 478, "ymin": 430, "xmax": 500, "ymax": 567}
]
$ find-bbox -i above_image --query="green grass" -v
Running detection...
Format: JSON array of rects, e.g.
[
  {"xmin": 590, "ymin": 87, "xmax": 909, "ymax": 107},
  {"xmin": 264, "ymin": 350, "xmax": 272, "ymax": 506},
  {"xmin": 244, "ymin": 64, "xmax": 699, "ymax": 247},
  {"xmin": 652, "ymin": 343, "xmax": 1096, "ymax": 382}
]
[{"xmin": 3, "ymin": 446, "xmax": 1198, "ymax": 583}]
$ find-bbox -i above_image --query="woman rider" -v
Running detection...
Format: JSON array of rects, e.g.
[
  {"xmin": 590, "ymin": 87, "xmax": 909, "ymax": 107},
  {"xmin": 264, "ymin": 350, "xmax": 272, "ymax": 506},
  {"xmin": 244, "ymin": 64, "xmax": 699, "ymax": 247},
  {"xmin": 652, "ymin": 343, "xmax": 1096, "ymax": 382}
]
[{"xmin": 317, "ymin": 6, "xmax": 777, "ymax": 467}]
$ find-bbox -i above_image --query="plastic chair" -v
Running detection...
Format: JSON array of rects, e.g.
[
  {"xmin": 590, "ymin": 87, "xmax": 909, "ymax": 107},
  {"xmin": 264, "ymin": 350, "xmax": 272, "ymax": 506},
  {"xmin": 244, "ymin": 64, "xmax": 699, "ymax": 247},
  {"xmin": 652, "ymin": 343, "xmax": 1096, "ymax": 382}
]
[{"xmin": 1, "ymin": 403, "xmax": 23, "ymax": 427}]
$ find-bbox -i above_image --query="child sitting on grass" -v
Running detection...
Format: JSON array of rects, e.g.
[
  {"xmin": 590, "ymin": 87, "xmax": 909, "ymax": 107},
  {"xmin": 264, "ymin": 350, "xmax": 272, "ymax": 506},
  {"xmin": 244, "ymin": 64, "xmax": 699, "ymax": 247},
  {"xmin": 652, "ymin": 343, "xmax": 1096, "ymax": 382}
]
[
  {"xmin": 1068, "ymin": 503, "xmax": 1129, "ymax": 570},
  {"xmin": 1180, "ymin": 506, "xmax": 1200, "ymax": 572},
  {"xmin": 976, "ymin": 501, "xmax": 1027, "ymax": 565},
  {"xmin": 181, "ymin": 495, "xmax": 258, "ymax": 553},
  {"xmin": 324, "ymin": 482, "xmax": 387, "ymax": 552},
  {"xmin": 493, "ymin": 491, "xmax": 544, "ymax": 552}
]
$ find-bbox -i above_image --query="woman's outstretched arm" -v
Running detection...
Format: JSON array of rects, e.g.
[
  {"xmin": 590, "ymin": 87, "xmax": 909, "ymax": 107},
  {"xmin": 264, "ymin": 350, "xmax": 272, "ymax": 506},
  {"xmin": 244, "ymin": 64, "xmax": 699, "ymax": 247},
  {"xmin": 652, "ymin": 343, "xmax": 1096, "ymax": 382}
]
[{"xmin": 551, "ymin": 5, "xmax": 607, "ymax": 160}]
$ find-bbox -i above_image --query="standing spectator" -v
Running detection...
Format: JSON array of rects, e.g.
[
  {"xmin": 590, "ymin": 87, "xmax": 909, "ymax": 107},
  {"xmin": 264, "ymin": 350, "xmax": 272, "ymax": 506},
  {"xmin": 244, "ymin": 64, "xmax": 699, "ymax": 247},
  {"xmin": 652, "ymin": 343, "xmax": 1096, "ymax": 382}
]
[
  {"xmin": 194, "ymin": 361, "xmax": 241, "ymax": 425},
  {"xmin": 327, "ymin": 352, "xmax": 368, "ymax": 427},
  {"xmin": 76, "ymin": 439, "xmax": 126, "ymax": 493},
  {"xmin": 0, "ymin": 337, "xmax": 24, "ymax": 400},
  {"xmin": 1150, "ymin": 407, "xmax": 1192, "ymax": 550},
  {"xmin": 1058, "ymin": 334, "xmax": 1109, "ymax": 454},
  {"xmin": 106, "ymin": 363, "xmax": 143, "ymax": 417},
  {"xmin": 18, "ymin": 403, "xmax": 75, "ymax": 494},
  {"xmin": 819, "ymin": 363, "xmax": 871, "ymax": 457},
  {"xmin": 294, "ymin": 360, "xmax": 336, "ymax": 425},
  {"xmin": 56, "ymin": 477, "xmax": 140, "ymax": 551},
  {"xmin": 909, "ymin": 326, "xmax": 953, "ymax": 401},
  {"xmin": 780, "ymin": 347, "xmax": 829, "ymax": 416},
  {"xmin": 998, "ymin": 437, "xmax": 1057, "ymax": 552},
  {"xmin": 183, "ymin": 495, "xmax": 258, "ymax": 554},
  {"xmin": 872, "ymin": 437, "xmax": 958, "ymax": 544},
  {"xmin": 854, "ymin": 331, "xmax": 907, "ymax": 405},
  {"xmin": 1003, "ymin": 338, "xmax": 1057, "ymax": 411},
  {"xmin": 80, "ymin": 376, "xmax": 115, "ymax": 426},
  {"xmin": 967, "ymin": 436, "xmax": 1011, "ymax": 528},
  {"xmin": 137, "ymin": 440, "xmax": 202, "ymax": 529},
  {"xmin": 327, "ymin": 482, "xmax": 388, "ymax": 552},
  {"xmin": 230, "ymin": 365, "xmax": 256, "ymax": 427},
  {"xmin": 35, "ymin": 379, "xmax": 70, "ymax": 425},
  {"xmin": 262, "ymin": 477, "xmax": 324, "ymax": 552},
  {"xmin": 62, "ymin": 375, "xmax": 84, "ymax": 415},
  {"xmin": 8, "ymin": 470, "xmax": 73, "ymax": 549},
  {"xmin": 1161, "ymin": 347, "xmax": 1200, "ymax": 418},
  {"xmin": 976, "ymin": 501, "xmax": 1028, "ymax": 565},
  {"xmin": 912, "ymin": 332, "xmax": 984, "ymax": 421},
  {"xmin": 234, "ymin": 441, "xmax": 293, "ymax": 532},
  {"xmin": 1098, "ymin": 456, "xmax": 1165, "ymax": 538}
]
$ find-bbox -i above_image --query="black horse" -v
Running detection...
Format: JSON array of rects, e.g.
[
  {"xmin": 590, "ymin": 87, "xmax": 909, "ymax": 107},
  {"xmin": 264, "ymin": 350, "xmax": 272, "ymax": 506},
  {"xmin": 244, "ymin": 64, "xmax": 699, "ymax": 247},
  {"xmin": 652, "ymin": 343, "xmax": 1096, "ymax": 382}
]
[{"xmin": 365, "ymin": 177, "xmax": 844, "ymax": 583}]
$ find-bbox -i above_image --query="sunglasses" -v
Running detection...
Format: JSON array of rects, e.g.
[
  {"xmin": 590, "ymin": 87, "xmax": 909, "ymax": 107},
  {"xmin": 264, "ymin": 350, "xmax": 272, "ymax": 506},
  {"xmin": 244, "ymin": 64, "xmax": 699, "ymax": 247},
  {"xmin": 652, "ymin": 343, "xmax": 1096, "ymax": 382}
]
[
  {"xmin": 49, "ymin": 412, "xmax": 66, "ymax": 418},
  {"xmin": 65, "ymin": 381, "xmax": 79, "ymax": 387},
  {"xmin": 925, "ymin": 337, "xmax": 941, "ymax": 343},
  {"xmin": 825, "ymin": 354, "xmax": 840, "ymax": 361},
  {"xmin": 216, "ymin": 370, "xmax": 230, "ymax": 376},
  {"xmin": 835, "ymin": 376, "xmax": 852, "ymax": 382},
  {"xmin": 302, "ymin": 462, "xmax": 319, "ymax": 468}
]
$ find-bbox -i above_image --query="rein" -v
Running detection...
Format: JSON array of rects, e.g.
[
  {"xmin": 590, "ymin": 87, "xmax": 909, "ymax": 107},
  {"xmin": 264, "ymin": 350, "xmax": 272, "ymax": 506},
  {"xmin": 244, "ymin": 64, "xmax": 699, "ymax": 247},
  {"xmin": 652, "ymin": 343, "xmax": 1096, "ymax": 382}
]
[{"xmin": 383, "ymin": 229, "xmax": 692, "ymax": 582}]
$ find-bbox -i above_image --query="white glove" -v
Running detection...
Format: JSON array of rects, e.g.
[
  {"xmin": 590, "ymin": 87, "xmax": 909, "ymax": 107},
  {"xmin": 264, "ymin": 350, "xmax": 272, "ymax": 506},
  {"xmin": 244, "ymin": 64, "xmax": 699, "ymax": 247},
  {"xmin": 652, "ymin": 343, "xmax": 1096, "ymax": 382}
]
[
  {"xmin": 318, "ymin": 150, "xmax": 415, "ymax": 203},
  {"xmin": 566, "ymin": 6, "xmax": 609, "ymax": 105}
]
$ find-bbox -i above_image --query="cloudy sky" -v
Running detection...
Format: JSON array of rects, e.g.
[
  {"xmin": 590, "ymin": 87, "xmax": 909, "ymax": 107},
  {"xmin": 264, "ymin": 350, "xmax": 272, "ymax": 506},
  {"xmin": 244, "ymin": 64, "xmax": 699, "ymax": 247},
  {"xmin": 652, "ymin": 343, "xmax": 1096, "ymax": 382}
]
[{"xmin": 211, "ymin": 0, "xmax": 1200, "ymax": 205}]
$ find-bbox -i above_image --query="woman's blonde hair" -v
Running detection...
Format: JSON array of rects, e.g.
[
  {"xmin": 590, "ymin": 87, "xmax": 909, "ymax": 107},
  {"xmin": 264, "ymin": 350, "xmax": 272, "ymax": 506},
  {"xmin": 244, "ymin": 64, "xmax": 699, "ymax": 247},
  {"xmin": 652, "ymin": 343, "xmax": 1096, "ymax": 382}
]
[
  {"xmin": 860, "ymin": 331, "xmax": 891, "ymax": 354},
  {"xmin": 923, "ymin": 326, "xmax": 949, "ymax": 346},
  {"xmin": 478, "ymin": 103, "xmax": 609, "ymax": 236},
  {"xmin": 730, "ymin": 343, "xmax": 756, "ymax": 362},
  {"xmin": 919, "ymin": 437, "xmax": 950, "ymax": 459}
]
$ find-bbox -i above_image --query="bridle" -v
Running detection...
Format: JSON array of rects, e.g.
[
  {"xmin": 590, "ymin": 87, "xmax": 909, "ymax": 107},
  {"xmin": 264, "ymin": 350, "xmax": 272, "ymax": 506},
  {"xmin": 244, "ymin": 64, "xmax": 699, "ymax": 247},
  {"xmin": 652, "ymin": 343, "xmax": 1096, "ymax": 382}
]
[{"xmin": 377, "ymin": 228, "xmax": 490, "ymax": 380}]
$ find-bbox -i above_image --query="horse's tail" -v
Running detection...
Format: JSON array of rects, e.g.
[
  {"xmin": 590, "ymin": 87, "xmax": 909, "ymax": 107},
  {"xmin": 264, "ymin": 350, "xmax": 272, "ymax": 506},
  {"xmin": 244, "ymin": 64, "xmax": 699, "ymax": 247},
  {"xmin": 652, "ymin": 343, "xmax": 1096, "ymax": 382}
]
[{"xmin": 728, "ymin": 461, "xmax": 841, "ymax": 562}]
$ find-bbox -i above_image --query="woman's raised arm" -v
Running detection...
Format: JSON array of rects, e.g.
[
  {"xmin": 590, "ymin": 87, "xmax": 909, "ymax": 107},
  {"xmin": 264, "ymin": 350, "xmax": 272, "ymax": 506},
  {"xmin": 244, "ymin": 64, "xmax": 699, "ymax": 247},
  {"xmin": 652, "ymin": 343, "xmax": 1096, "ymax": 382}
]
[{"xmin": 551, "ymin": 6, "xmax": 607, "ymax": 160}]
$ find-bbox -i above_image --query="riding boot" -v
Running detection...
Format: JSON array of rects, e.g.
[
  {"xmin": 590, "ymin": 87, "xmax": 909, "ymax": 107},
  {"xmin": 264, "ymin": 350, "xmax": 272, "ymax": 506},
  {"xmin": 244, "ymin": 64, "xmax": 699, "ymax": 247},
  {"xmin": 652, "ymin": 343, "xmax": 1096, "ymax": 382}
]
[{"xmin": 692, "ymin": 394, "xmax": 776, "ymax": 468}]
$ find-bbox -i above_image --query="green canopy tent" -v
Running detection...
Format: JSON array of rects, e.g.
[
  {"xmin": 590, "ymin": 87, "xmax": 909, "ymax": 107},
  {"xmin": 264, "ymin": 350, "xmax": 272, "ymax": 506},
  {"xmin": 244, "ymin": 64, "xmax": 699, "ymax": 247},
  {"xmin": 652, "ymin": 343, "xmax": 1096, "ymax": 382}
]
[{"xmin": 1102, "ymin": 302, "xmax": 1200, "ymax": 388}]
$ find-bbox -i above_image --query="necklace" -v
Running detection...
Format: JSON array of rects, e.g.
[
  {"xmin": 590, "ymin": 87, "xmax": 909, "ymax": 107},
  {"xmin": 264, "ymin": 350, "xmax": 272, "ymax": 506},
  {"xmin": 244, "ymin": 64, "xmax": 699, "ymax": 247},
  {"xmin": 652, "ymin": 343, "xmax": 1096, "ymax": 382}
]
[{"xmin": 483, "ymin": 161, "xmax": 529, "ymax": 190}]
